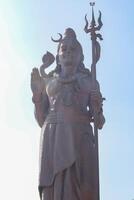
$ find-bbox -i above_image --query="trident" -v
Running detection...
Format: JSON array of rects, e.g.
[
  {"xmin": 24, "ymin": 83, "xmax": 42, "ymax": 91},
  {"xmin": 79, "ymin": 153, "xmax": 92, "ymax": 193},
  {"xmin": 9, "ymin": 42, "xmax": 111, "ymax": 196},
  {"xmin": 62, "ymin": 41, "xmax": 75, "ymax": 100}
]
[{"xmin": 84, "ymin": 2, "xmax": 104, "ymax": 200}]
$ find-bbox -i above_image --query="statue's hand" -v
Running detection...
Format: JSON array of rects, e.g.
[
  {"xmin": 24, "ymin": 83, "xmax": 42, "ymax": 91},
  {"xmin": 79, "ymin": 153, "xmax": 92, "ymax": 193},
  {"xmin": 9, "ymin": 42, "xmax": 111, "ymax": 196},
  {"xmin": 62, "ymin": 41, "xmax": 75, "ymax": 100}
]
[
  {"xmin": 90, "ymin": 90, "xmax": 105, "ymax": 129},
  {"xmin": 31, "ymin": 68, "xmax": 45, "ymax": 100},
  {"xmin": 96, "ymin": 113, "xmax": 105, "ymax": 130}
]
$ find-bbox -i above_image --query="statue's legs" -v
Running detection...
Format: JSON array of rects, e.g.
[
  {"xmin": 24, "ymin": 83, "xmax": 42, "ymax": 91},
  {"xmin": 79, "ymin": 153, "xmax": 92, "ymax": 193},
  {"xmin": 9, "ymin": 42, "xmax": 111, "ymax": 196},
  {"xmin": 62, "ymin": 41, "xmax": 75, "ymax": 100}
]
[
  {"xmin": 40, "ymin": 124, "xmax": 96, "ymax": 200},
  {"xmin": 41, "ymin": 163, "xmax": 95, "ymax": 200},
  {"xmin": 41, "ymin": 163, "xmax": 80, "ymax": 200}
]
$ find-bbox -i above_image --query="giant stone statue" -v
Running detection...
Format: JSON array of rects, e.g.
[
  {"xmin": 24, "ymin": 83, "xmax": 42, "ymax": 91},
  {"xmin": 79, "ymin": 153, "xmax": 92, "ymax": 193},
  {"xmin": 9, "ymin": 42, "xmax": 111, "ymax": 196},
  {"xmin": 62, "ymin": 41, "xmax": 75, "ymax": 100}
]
[{"xmin": 31, "ymin": 4, "xmax": 105, "ymax": 200}]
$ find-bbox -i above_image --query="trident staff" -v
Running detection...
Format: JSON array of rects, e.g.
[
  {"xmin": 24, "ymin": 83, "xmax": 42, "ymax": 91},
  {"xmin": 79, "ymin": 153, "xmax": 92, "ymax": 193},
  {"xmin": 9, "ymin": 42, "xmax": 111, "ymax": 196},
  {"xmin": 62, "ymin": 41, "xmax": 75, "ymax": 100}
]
[{"xmin": 84, "ymin": 2, "xmax": 104, "ymax": 200}]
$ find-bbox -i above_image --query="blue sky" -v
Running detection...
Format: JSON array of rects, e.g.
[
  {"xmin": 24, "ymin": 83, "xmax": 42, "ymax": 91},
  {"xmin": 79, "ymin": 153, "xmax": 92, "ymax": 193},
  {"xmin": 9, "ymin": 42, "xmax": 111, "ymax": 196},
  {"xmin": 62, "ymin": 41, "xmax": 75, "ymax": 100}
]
[{"xmin": 0, "ymin": 0, "xmax": 134, "ymax": 200}]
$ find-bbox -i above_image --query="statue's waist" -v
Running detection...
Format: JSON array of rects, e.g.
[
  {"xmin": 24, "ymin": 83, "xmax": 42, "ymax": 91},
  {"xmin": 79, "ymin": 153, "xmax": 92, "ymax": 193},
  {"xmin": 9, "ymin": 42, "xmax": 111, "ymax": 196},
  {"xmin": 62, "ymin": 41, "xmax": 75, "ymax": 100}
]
[{"xmin": 45, "ymin": 107, "xmax": 92, "ymax": 124}]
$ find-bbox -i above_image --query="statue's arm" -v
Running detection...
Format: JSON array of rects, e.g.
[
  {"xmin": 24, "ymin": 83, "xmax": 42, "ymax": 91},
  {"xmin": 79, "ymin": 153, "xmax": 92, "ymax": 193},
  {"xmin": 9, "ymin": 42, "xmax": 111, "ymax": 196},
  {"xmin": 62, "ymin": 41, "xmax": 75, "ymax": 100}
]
[
  {"xmin": 95, "ymin": 105, "xmax": 105, "ymax": 130},
  {"xmin": 90, "ymin": 80, "xmax": 105, "ymax": 130},
  {"xmin": 31, "ymin": 68, "xmax": 49, "ymax": 127},
  {"xmin": 32, "ymin": 90, "xmax": 49, "ymax": 127}
]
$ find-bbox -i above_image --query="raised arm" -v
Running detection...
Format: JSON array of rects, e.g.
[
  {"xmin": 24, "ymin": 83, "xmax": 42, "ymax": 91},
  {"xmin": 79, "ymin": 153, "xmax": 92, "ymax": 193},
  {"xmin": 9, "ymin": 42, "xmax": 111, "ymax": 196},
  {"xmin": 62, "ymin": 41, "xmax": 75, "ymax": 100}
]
[{"xmin": 31, "ymin": 68, "xmax": 49, "ymax": 127}]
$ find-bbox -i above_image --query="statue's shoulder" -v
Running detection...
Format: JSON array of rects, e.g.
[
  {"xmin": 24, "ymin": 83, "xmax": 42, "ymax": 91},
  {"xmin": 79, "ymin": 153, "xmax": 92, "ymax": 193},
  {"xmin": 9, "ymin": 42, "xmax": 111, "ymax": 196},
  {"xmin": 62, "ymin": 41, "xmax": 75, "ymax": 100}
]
[
  {"xmin": 77, "ymin": 69, "xmax": 92, "ymax": 91},
  {"xmin": 43, "ymin": 73, "xmax": 60, "ymax": 95},
  {"xmin": 43, "ymin": 75, "xmax": 56, "ymax": 86},
  {"xmin": 77, "ymin": 68, "xmax": 92, "ymax": 81}
]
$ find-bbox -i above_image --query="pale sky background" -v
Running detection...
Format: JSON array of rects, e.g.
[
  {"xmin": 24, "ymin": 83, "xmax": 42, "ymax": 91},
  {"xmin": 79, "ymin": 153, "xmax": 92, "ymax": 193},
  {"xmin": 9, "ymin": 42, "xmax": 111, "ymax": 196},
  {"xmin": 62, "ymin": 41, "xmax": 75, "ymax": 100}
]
[{"xmin": 0, "ymin": 0, "xmax": 134, "ymax": 200}]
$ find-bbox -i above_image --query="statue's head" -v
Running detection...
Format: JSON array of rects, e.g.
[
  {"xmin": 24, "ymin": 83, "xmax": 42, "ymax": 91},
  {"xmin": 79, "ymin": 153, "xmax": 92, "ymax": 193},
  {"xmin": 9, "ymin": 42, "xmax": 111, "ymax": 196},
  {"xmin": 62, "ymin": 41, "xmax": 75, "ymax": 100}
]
[
  {"xmin": 52, "ymin": 28, "xmax": 84, "ymax": 72},
  {"xmin": 40, "ymin": 28, "xmax": 90, "ymax": 78}
]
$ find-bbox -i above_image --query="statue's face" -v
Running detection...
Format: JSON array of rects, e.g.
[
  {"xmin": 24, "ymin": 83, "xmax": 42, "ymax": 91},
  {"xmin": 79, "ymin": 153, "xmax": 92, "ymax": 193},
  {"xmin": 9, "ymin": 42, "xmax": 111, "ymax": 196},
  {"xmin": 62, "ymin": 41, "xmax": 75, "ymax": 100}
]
[{"xmin": 58, "ymin": 38, "xmax": 82, "ymax": 68}]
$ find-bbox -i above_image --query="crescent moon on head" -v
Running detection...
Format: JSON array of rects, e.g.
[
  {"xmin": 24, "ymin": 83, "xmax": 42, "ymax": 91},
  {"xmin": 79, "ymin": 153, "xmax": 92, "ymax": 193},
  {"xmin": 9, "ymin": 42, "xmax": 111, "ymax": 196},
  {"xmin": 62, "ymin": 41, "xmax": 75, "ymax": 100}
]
[{"xmin": 51, "ymin": 33, "xmax": 63, "ymax": 42}]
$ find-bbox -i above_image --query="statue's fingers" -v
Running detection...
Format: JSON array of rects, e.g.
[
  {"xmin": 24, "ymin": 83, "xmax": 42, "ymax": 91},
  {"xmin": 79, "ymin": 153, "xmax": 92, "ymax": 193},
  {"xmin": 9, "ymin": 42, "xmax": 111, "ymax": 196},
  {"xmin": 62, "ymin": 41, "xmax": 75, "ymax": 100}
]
[
  {"xmin": 35, "ymin": 69, "xmax": 41, "ymax": 79},
  {"xmin": 33, "ymin": 68, "xmax": 41, "ymax": 80},
  {"xmin": 32, "ymin": 68, "xmax": 39, "ymax": 80},
  {"xmin": 32, "ymin": 68, "xmax": 38, "ymax": 74},
  {"xmin": 32, "ymin": 71, "xmax": 39, "ymax": 81},
  {"xmin": 32, "ymin": 68, "xmax": 38, "ymax": 75},
  {"xmin": 31, "ymin": 72, "xmax": 36, "ymax": 82},
  {"xmin": 32, "ymin": 68, "xmax": 37, "ymax": 78},
  {"xmin": 32, "ymin": 67, "xmax": 38, "ymax": 71}
]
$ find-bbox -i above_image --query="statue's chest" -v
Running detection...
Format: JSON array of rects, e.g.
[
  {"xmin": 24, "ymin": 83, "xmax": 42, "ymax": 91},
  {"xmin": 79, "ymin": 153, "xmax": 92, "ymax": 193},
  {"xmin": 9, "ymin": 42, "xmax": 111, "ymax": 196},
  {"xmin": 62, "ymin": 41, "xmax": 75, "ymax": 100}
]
[{"xmin": 46, "ymin": 77, "xmax": 90, "ymax": 107}]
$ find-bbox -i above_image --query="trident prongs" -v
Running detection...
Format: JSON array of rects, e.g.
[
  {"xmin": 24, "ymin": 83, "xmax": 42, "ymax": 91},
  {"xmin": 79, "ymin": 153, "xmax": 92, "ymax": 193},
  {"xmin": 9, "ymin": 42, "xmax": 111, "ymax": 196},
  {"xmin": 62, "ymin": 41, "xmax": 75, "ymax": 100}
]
[
  {"xmin": 96, "ymin": 11, "xmax": 103, "ymax": 31},
  {"xmin": 84, "ymin": 2, "xmax": 103, "ymax": 41}
]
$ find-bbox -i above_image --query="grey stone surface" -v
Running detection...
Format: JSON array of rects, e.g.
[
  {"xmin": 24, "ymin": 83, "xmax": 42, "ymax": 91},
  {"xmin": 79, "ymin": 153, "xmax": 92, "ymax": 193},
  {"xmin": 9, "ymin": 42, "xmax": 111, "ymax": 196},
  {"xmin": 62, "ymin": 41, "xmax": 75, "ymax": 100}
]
[{"xmin": 31, "ymin": 28, "xmax": 105, "ymax": 200}]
